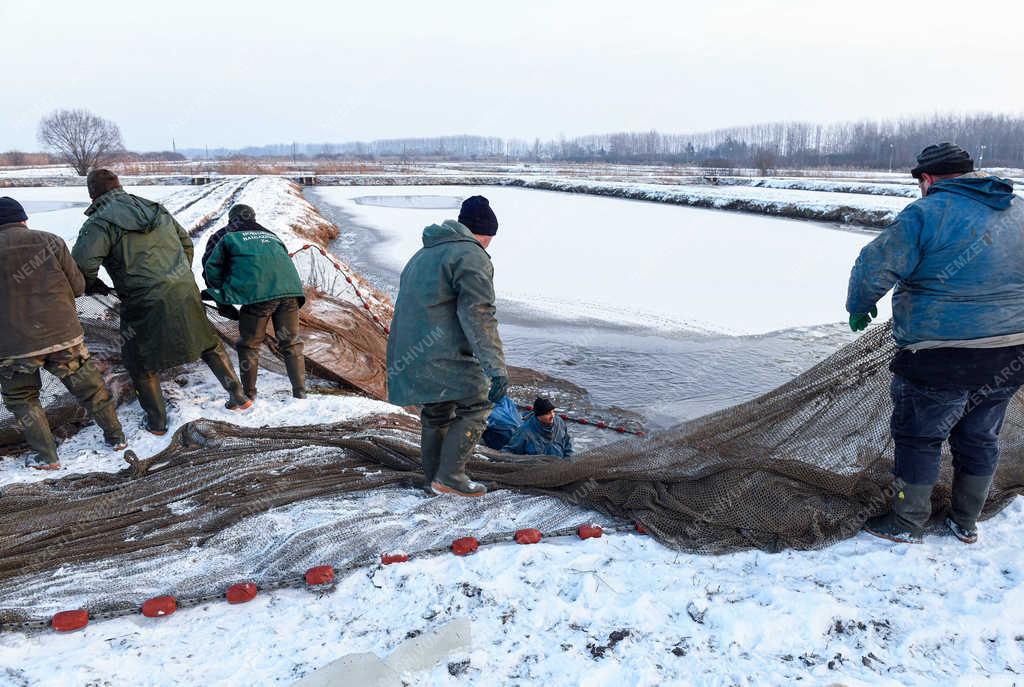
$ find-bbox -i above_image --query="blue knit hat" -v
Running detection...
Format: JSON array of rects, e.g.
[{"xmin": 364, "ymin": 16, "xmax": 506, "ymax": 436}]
[{"xmin": 0, "ymin": 197, "xmax": 28, "ymax": 225}]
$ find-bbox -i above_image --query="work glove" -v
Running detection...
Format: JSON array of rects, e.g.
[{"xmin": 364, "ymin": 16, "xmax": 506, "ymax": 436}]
[
  {"xmin": 85, "ymin": 279, "xmax": 113, "ymax": 296},
  {"xmin": 849, "ymin": 305, "xmax": 878, "ymax": 332},
  {"xmin": 488, "ymin": 375, "xmax": 510, "ymax": 404}
]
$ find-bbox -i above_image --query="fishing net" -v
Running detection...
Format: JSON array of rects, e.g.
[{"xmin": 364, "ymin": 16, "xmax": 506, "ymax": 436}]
[{"xmin": 2, "ymin": 311, "xmax": 1023, "ymax": 623}]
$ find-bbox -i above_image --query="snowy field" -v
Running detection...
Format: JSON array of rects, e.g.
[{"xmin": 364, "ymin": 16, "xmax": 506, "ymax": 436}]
[
  {"xmin": 312, "ymin": 185, "xmax": 893, "ymax": 335},
  {"xmin": 2, "ymin": 179, "xmax": 1022, "ymax": 687}
]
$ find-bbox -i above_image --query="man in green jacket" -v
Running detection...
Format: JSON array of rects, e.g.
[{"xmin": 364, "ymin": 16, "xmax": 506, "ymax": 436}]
[
  {"xmin": 203, "ymin": 204, "xmax": 306, "ymax": 401},
  {"xmin": 72, "ymin": 170, "xmax": 252, "ymax": 435},
  {"xmin": 0, "ymin": 197, "xmax": 126, "ymax": 469},
  {"xmin": 387, "ymin": 196, "xmax": 508, "ymax": 497}
]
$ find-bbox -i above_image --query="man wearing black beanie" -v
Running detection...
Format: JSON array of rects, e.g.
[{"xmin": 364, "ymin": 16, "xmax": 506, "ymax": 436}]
[
  {"xmin": 847, "ymin": 143, "xmax": 1024, "ymax": 545},
  {"xmin": 0, "ymin": 196, "xmax": 127, "ymax": 470},
  {"xmin": 503, "ymin": 397, "xmax": 574, "ymax": 459},
  {"xmin": 387, "ymin": 195, "xmax": 507, "ymax": 497}
]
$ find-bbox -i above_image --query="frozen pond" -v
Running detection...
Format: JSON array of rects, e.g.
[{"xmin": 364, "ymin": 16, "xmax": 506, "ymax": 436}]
[
  {"xmin": 310, "ymin": 186, "xmax": 882, "ymax": 425},
  {"xmin": 13, "ymin": 185, "xmax": 188, "ymax": 243},
  {"xmin": 311, "ymin": 185, "xmax": 890, "ymax": 336}
]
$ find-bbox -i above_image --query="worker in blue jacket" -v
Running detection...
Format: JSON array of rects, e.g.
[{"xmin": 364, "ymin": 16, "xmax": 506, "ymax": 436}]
[
  {"xmin": 846, "ymin": 142, "xmax": 1024, "ymax": 545},
  {"xmin": 503, "ymin": 397, "xmax": 574, "ymax": 459}
]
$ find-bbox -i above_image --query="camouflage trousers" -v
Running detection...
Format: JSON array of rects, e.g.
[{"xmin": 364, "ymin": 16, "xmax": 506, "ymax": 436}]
[{"xmin": 0, "ymin": 343, "xmax": 124, "ymax": 467}]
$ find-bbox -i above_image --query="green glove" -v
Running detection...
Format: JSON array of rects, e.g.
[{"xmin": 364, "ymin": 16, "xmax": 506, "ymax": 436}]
[
  {"xmin": 488, "ymin": 375, "xmax": 509, "ymax": 404},
  {"xmin": 849, "ymin": 305, "xmax": 879, "ymax": 332}
]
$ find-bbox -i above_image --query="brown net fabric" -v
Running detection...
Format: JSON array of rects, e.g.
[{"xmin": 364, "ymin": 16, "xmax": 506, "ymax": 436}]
[{"xmin": 2, "ymin": 313, "xmax": 1023, "ymax": 623}]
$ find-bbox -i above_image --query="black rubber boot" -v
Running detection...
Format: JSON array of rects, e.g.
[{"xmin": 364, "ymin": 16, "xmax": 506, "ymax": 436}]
[
  {"xmin": 60, "ymin": 361, "xmax": 126, "ymax": 449},
  {"xmin": 237, "ymin": 347, "xmax": 261, "ymax": 400},
  {"xmin": 14, "ymin": 403, "xmax": 61, "ymax": 470},
  {"xmin": 283, "ymin": 349, "xmax": 306, "ymax": 399},
  {"xmin": 133, "ymin": 372, "xmax": 168, "ymax": 436},
  {"xmin": 419, "ymin": 426, "xmax": 444, "ymax": 493},
  {"xmin": 430, "ymin": 410, "xmax": 488, "ymax": 497},
  {"xmin": 946, "ymin": 472, "xmax": 994, "ymax": 544},
  {"xmin": 202, "ymin": 345, "xmax": 253, "ymax": 411},
  {"xmin": 864, "ymin": 482, "xmax": 933, "ymax": 544}
]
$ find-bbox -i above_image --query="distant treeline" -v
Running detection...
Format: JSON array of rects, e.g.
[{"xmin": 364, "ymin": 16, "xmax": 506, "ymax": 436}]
[{"xmin": 182, "ymin": 114, "xmax": 1024, "ymax": 170}]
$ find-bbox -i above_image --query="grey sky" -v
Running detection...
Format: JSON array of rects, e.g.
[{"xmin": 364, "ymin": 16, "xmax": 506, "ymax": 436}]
[{"xmin": 3, "ymin": 0, "xmax": 1022, "ymax": 152}]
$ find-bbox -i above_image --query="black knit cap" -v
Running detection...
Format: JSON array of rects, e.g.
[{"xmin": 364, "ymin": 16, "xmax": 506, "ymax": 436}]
[
  {"xmin": 86, "ymin": 169, "xmax": 121, "ymax": 200},
  {"xmin": 228, "ymin": 204, "xmax": 256, "ymax": 222},
  {"xmin": 533, "ymin": 397, "xmax": 556, "ymax": 416},
  {"xmin": 911, "ymin": 142, "xmax": 974, "ymax": 179},
  {"xmin": 0, "ymin": 197, "xmax": 28, "ymax": 225},
  {"xmin": 458, "ymin": 195, "xmax": 498, "ymax": 236}
]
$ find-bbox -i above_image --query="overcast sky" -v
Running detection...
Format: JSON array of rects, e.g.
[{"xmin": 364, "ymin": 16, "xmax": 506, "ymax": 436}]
[{"xmin": 3, "ymin": 0, "xmax": 1022, "ymax": 151}]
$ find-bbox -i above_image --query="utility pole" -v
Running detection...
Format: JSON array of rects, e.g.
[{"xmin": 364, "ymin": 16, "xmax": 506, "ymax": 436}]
[
  {"xmin": 979, "ymin": 144, "xmax": 987, "ymax": 167},
  {"xmin": 888, "ymin": 143, "xmax": 895, "ymax": 173},
  {"xmin": 172, "ymin": 138, "xmax": 176, "ymax": 155}
]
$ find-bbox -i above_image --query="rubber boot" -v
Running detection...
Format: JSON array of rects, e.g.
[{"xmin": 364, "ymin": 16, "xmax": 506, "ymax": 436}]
[
  {"xmin": 13, "ymin": 403, "xmax": 60, "ymax": 470},
  {"xmin": 202, "ymin": 346, "xmax": 253, "ymax": 411},
  {"xmin": 419, "ymin": 425, "xmax": 444, "ymax": 493},
  {"xmin": 134, "ymin": 372, "xmax": 168, "ymax": 436},
  {"xmin": 946, "ymin": 472, "xmax": 994, "ymax": 544},
  {"xmin": 283, "ymin": 349, "xmax": 306, "ymax": 399},
  {"xmin": 237, "ymin": 347, "xmax": 261, "ymax": 400},
  {"xmin": 61, "ymin": 361, "xmax": 126, "ymax": 449},
  {"xmin": 864, "ymin": 482, "xmax": 933, "ymax": 544},
  {"xmin": 430, "ymin": 413, "xmax": 487, "ymax": 497}
]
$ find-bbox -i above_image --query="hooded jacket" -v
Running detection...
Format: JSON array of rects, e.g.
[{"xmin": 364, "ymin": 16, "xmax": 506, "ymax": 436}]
[
  {"xmin": 72, "ymin": 188, "xmax": 219, "ymax": 373},
  {"xmin": 386, "ymin": 220, "xmax": 506, "ymax": 406},
  {"xmin": 847, "ymin": 173, "xmax": 1024, "ymax": 348},
  {"xmin": 503, "ymin": 412, "xmax": 574, "ymax": 459},
  {"xmin": 0, "ymin": 222, "xmax": 85, "ymax": 359},
  {"xmin": 202, "ymin": 219, "xmax": 305, "ymax": 306}
]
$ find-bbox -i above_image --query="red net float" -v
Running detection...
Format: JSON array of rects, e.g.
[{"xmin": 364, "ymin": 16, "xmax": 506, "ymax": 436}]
[
  {"xmin": 560, "ymin": 414, "xmax": 569, "ymax": 421},
  {"xmin": 596, "ymin": 421, "xmax": 608, "ymax": 429},
  {"xmin": 142, "ymin": 595, "xmax": 177, "ymax": 618},
  {"xmin": 635, "ymin": 523, "xmax": 648, "ymax": 535},
  {"xmin": 451, "ymin": 537, "xmax": 479, "ymax": 556},
  {"xmin": 362, "ymin": 303, "xmax": 371, "ymax": 310},
  {"xmin": 514, "ymin": 528, "xmax": 543, "ymax": 545},
  {"xmin": 381, "ymin": 552, "xmax": 409, "ymax": 565},
  {"xmin": 578, "ymin": 524, "xmax": 604, "ymax": 540},
  {"xmin": 615, "ymin": 426, "xmax": 627, "ymax": 433},
  {"xmin": 577, "ymin": 418, "xmax": 590, "ymax": 425},
  {"xmin": 51, "ymin": 609, "xmax": 88, "ymax": 632},
  {"xmin": 305, "ymin": 565, "xmax": 335, "ymax": 585},
  {"xmin": 636, "ymin": 431, "xmax": 645, "ymax": 437},
  {"xmin": 226, "ymin": 582, "xmax": 258, "ymax": 604}
]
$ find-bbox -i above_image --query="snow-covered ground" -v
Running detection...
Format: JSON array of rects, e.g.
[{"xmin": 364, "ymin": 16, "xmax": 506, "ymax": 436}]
[
  {"xmin": 312, "ymin": 185, "xmax": 892, "ymax": 335},
  {"xmin": 2, "ymin": 498, "xmax": 1022, "ymax": 685}
]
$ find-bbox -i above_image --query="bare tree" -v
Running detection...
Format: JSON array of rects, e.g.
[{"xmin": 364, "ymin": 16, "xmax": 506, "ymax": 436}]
[{"xmin": 37, "ymin": 108, "xmax": 124, "ymax": 176}]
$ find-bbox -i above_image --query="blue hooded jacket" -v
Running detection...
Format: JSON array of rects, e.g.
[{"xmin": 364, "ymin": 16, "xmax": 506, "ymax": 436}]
[
  {"xmin": 847, "ymin": 174, "xmax": 1024, "ymax": 348},
  {"xmin": 503, "ymin": 413, "xmax": 574, "ymax": 459},
  {"xmin": 482, "ymin": 396, "xmax": 523, "ymax": 450}
]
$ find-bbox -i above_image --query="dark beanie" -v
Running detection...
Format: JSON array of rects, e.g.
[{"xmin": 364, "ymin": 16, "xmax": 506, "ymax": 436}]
[
  {"xmin": 86, "ymin": 169, "xmax": 122, "ymax": 200},
  {"xmin": 533, "ymin": 397, "xmax": 556, "ymax": 416},
  {"xmin": 0, "ymin": 197, "xmax": 28, "ymax": 225},
  {"xmin": 458, "ymin": 195, "xmax": 498, "ymax": 236},
  {"xmin": 228, "ymin": 204, "xmax": 256, "ymax": 222},
  {"xmin": 911, "ymin": 142, "xmax": 974, "ymax": 179}
]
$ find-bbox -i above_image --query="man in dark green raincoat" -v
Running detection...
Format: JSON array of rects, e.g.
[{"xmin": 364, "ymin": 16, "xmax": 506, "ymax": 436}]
[
  {"xmin": 387, "ymin": 196, "xmax": 508, "ymax": 497},
  {"xmin": 72, "ymin": 170, "xmax": 252, "ymax": 435}
]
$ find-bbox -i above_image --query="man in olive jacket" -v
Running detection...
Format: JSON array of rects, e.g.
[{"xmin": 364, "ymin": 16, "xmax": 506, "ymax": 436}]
[
  {"xmin": 387, "ymin": 196, "xmax": 508, "ymax": 497},
  {"xmin": 203, "ymin": 204, "xmax": 307, "ymax": 400},
  {"xmin": 0, "ymin": 197, "xmax": 125, "ymax": 469},
  {"xmin": 72, "ymin": 170, "xmax": 251, "ymax": 435}
]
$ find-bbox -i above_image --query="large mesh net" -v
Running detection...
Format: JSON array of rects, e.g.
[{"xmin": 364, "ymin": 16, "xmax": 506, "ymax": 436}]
[{"xmin": 2, "ymin": 301, "xmax": 1023, "ymax": 624}]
